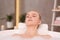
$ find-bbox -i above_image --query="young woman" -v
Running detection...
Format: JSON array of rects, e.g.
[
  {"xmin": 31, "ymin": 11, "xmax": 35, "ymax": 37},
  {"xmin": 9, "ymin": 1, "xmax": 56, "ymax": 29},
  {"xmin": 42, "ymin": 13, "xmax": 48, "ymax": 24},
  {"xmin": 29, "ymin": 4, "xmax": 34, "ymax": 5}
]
[
  {"xmin": 13, "ymin": 11, "xmax": 51, "ymax": 40},
  {"xmin": 0, "ymin": 11, "xmax": 53, "ymax": 40}
]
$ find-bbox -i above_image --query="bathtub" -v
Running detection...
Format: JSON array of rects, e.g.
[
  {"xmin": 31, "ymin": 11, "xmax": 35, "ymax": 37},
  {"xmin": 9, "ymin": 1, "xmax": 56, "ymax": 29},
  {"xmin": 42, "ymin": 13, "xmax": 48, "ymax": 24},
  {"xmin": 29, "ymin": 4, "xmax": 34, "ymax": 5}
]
[{"xmin": 0, "ymin": 30, "xmax": 60, "ymax": 40}]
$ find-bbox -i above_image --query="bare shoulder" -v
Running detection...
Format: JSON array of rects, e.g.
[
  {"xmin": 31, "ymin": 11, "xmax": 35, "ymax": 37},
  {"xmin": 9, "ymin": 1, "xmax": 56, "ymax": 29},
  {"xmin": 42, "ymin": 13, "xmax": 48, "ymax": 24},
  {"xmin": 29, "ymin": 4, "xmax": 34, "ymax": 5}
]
[
  {"xmin": 37, "ymin": 34, "xmax": 52, "ymax": 39},
  {"xmin": 12, "ymin": 33, "xmax": 23, "ymax": 37}
]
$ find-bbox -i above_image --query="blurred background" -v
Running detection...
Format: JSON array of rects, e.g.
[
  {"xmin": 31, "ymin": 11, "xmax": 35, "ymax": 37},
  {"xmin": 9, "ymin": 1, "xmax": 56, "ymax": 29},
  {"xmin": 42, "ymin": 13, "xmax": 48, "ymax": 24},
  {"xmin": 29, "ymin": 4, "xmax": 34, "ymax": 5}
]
[{"xmin": 0, "ymin": 0, "xmax": 60, "ymax": 32}]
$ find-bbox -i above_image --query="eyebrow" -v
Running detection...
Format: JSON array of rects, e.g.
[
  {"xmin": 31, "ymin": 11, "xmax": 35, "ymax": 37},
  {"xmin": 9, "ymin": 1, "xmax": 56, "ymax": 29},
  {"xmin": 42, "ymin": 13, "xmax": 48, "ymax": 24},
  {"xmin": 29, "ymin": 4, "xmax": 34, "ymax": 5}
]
[
  {"xmin": 32, "ymin": 13, "xmax": 38, "ymax": 16},
  {"xmin": 26, "ymin": 14, "xmax": 29, "ymax": 16}
]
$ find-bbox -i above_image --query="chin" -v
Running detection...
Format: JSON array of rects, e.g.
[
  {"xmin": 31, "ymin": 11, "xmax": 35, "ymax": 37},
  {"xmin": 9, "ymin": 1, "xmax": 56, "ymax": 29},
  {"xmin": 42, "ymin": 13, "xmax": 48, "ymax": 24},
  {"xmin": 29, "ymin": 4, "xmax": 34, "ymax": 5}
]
[{"xmin": 26, "ymin": 23, "xmax": 34, "ymax": 26}]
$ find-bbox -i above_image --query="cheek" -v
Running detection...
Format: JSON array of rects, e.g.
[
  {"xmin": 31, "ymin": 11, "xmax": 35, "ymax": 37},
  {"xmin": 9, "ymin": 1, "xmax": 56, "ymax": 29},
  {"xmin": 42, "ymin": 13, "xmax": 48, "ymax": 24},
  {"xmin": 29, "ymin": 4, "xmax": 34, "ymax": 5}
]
[
  {"xmin": 25, "ymin": 18, "xmax": 27, "ymax": 23},
  {"xmin": 33, "ymin": 19, "xmax": 40, "ymax": 24},
  {"xmin": 33, "ymin": 17, "xmax": 39, "ymax": 21},
  {"xmin": 33, "ymin": 18, "xmax": 41, "ymax": 25},
  {"xmin": 25, "ymin": 18, "xmax": 30, "ymax": 23}
]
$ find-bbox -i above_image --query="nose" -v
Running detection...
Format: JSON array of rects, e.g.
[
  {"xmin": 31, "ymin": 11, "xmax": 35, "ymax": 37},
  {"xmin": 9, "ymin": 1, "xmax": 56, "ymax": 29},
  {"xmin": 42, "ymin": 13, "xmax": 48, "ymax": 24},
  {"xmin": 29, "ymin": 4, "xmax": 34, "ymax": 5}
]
[{"xmin": 29, "ymin": 16, "xmax": 32, "ymax": 18}]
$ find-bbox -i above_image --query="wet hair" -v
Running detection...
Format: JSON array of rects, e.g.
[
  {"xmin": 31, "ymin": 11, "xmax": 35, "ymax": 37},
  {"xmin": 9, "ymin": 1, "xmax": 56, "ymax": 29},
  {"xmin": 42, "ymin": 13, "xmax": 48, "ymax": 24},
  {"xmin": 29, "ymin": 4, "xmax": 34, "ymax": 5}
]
[
  {"xmin": 37, "ymin": 13, "xmax": 41, "ymax": 29},
  {"xmin": 39, "ymin": 13, "xmax": 41, "ymax": 20}
]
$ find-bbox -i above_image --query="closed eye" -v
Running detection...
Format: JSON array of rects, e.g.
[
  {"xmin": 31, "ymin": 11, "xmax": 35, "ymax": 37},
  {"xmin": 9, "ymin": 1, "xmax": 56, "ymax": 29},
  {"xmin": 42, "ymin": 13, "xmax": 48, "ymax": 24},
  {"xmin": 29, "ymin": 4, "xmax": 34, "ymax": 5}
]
[
  {"xmin": 33, "ymin": 15, "xmax": 36, "ymax": 17},
  {"xmin": 26, "ymin": 15, "xmax": 29, "ymax": 18}
]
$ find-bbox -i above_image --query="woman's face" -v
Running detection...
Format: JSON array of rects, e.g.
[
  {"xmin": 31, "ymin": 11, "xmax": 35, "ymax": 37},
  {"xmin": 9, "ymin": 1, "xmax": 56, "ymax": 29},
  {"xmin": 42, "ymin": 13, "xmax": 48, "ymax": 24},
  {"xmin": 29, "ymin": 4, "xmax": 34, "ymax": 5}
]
[{"xmin": 25, "ymin": 11, "xmax": 41, "ymax": 27}]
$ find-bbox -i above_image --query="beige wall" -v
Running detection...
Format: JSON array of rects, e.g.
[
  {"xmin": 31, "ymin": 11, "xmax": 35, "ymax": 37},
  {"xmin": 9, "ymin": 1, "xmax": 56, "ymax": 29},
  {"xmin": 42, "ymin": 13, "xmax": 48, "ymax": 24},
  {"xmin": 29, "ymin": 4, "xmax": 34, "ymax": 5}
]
[
  {"xmin": 0, "ymin": 0, "xmax": 15, "ymax": 30},
  {"xmin": 0, "ymin": 0, "xmax": 60, "ymax": 31}
]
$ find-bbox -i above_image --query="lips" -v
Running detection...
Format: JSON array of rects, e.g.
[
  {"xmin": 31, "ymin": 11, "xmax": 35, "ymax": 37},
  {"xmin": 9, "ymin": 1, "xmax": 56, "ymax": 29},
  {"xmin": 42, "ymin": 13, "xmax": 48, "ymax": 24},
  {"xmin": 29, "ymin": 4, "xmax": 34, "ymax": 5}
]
[{"xmin": 28, "ymin": 19, "xmax": 32, "ymax": 21}]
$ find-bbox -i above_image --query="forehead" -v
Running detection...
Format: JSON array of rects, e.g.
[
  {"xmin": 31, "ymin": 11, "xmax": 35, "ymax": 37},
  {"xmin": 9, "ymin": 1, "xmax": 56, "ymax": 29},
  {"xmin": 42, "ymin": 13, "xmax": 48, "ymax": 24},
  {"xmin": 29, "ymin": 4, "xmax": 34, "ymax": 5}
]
[{"xmin": 27, "ymin": 11, "xmax": 39, "ymax": 15}]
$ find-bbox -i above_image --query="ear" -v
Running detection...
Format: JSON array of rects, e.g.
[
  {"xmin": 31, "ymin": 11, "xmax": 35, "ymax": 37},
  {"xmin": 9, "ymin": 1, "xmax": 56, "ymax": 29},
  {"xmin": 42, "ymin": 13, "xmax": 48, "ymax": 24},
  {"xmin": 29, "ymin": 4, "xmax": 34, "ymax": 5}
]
[{"xmin": 38, "ymin": 21, "xmax": 41, "ymax": 25}]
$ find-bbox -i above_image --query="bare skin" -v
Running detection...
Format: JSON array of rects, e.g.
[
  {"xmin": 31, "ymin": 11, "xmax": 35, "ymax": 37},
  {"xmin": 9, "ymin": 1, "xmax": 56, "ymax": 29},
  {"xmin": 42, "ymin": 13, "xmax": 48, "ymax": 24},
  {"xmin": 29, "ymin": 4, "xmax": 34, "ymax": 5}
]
[{"xmin": 13, "ymin": 11, "xmax": 51, "ymax": 39}]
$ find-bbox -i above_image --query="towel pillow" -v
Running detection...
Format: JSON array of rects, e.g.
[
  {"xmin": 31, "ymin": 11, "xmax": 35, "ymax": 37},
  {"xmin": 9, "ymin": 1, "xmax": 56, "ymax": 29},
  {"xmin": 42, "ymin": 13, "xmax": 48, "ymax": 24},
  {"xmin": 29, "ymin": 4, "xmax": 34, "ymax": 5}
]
[{"xmin": 15, "ymin": 23, "xmax": 48, "ymax": 35}]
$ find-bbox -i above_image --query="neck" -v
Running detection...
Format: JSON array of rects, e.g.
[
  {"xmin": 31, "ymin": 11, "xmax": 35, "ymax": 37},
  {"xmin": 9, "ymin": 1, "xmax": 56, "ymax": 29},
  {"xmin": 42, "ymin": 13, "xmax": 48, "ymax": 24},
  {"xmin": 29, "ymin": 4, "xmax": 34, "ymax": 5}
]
[{"xmin": 25, "ymin": 25, "xmax": 37, "ymax": 36}]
